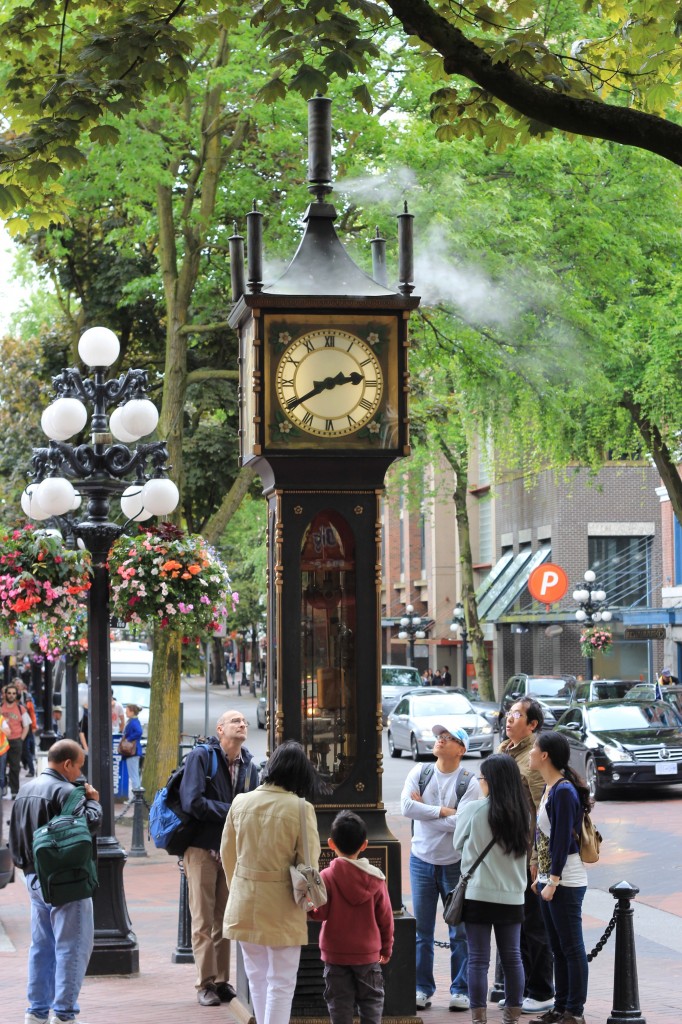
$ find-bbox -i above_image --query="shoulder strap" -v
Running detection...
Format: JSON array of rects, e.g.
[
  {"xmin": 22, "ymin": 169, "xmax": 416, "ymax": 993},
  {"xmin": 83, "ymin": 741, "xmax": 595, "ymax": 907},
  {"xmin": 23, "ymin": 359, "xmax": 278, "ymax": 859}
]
[
  {"xmin": 418, "ymin": 763, "xmax": 434, "ymax": 794},
  {"xmin": 462, "ymin": 837, "xmax": 496, "ymax": 880},
  {"xmin": 61, "ymin": 786, "xmax": 85, "ymax": 817},
  {"xmin": 455, "ymin": 768, "xmax": 474, "ymax": 805},
  {"xmin": 297, "ymin": 797, "xmax": 311, "ymax": 864},
  {"xmin": 200, "ymin": 744, "xmax": 219, "ymax": 780}
]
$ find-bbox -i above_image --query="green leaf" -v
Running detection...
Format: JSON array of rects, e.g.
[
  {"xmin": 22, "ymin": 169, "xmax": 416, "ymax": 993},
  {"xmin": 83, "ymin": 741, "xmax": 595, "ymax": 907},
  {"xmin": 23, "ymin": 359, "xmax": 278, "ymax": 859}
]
[
  {"xmin": 55, "ymin": 145, "xmax": 87, "ymax": 167},
  {"xmin": 288, "ymin": 63, "xmax": 328, "ymax": 99},
  {"xmin": 352, "ymin": 83, "xmax": 373, "ymax": 113},
  {"xmin": 89, "ymin": 124, "xmax": 121, "ymax": 145},
  {"xmin": 257, "ymin": 77, "xmax": 288, "ymax": 104}
]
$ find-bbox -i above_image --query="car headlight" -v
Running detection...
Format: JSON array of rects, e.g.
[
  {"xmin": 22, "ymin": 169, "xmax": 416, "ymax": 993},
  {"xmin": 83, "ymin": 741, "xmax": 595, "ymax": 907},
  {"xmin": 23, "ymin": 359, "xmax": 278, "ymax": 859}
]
[
  {"xmin": 603, "ymin": 743, "xmax": 633, "ymax": 763},
  {"xmin": 480, "ymin": 725, "xmax": 493, "ymax": 735},
  {"xmin": 419, "ymin": 729, "xmax": 434, "ymax": 740}
]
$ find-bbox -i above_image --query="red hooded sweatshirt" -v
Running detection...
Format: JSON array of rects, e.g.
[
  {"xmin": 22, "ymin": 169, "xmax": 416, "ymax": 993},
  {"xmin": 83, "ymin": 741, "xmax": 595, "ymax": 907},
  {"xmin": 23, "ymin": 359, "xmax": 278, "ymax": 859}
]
[{"xmin": 312, "ymin": 855, "xmax": 394, "ymax": 965}]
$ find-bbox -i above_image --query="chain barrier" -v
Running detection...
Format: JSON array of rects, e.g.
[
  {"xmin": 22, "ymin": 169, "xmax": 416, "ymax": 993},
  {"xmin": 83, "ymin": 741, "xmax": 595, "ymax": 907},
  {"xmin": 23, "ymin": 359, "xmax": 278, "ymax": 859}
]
[{"xmin": 586, "ymin": 911, "xmax": 616, "ymax": 962}]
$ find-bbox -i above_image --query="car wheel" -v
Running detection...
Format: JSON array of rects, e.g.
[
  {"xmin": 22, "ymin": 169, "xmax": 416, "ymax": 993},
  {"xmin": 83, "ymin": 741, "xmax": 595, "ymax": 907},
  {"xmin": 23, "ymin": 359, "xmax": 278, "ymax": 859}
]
[
  {"xmin": 410, "ymin": 734, "xmax": 422, "ymax": 762},
  {"xmin": 584, "ymin": 755, "xmax": 601, "ymax": 800},
  {"xmin": 387, "ymin": 731, "xmax": 402, "ymax": 758}
]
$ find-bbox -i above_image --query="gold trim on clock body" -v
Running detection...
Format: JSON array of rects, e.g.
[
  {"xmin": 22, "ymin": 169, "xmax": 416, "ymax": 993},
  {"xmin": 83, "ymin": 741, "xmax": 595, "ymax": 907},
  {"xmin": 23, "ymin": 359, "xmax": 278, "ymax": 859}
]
[{"xmin": 275, "ymin": 329, "xmax": 384, "ymax": 437}]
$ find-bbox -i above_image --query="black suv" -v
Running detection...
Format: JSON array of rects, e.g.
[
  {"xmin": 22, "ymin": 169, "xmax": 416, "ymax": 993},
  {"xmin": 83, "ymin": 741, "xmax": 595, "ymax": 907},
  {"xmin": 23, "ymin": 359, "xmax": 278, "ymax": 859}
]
[{"xmin": 500, "ymin": 673, "xmax": 577, "ymax": 733}]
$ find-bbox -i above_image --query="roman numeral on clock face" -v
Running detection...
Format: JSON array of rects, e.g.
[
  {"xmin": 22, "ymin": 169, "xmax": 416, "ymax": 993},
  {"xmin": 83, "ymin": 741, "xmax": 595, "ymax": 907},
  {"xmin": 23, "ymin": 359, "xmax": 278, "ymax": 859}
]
[{"xmin": 324, "ymin": 335, "xmax": 335, "ymax": 347}]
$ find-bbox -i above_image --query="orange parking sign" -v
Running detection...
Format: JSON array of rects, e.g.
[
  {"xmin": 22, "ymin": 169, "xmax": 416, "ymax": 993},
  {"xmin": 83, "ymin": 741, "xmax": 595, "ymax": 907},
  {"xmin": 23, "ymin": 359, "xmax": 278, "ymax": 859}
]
[{"xmin": 528, "ymin": 563, "xmax": 568, "ymax": 605}]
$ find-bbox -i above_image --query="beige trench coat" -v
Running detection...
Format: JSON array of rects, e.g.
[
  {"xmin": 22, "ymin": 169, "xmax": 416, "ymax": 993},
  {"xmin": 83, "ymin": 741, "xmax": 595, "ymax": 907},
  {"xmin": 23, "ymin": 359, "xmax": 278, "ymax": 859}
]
[{"xmin": 221, "ymin": 783, "xmax": 321, "ymax": 946}]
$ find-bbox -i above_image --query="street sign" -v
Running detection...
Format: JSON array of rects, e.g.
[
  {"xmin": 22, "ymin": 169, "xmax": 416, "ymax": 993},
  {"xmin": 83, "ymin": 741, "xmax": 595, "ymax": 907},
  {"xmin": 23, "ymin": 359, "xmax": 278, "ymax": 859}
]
[
  {"xmin": 528, "ymin": 563, "xmax": 568, "ymax": 604},
  {"xmin": 624, "ymin": 627, "xmax": 666, "ymax": 641}
]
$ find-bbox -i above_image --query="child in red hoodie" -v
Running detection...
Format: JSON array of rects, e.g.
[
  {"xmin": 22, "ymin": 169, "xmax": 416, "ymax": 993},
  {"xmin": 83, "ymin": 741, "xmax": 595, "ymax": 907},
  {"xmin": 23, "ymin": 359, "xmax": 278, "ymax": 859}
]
[{"xmin": 311, "ymin": 809, "xmax": 394, "ymax": 1024}]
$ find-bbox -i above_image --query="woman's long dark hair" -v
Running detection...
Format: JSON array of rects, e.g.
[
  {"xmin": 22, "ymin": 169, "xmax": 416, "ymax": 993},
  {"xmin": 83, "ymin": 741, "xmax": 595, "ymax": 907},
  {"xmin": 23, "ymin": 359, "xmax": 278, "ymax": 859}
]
[
  {"xmin": 480, "ymin": 754, "xmax": 530, "ymax": 857},
  {"xmin": 535, "ymin": 732, "xmax": 592, "ymax": 812},
  {"xmin": 261, "ymin": 740, "xmax": 318, "ymax": 799}
]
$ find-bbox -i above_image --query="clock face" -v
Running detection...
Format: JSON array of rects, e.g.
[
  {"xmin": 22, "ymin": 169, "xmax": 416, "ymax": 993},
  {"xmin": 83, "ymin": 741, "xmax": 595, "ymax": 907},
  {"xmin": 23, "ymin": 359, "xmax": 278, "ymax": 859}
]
[{"xmin": 275, "ymin": 329, "xmax": 384, "ymax": 437}]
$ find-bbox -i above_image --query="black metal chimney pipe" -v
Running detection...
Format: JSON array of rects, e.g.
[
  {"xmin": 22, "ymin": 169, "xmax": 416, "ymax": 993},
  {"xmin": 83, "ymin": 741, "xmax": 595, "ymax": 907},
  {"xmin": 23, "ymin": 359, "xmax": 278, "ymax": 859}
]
[
  {"xmin": 308, "ymin": 95, "xmax": 333, "ymax": 201},
  {"xmin": 370, "ymin": 227, "xmax": 387, "ymax": 286},
  {"xmin": 246, "ymin": 201, "xmax": 263, "ymax": 293},
  {"xmin": 397, "ymin": 200, "xmax": 415, "ymax": 295},
  {"xmin": 229, "ymin": 221, "xmax": 246, "ymax": 303}
]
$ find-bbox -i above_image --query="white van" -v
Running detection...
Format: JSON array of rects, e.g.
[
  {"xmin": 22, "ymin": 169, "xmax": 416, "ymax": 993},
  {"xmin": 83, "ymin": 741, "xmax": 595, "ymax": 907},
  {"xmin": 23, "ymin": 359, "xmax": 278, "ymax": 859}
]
[{"xmin": 110, "ymin": 641, "xmax": 153, "ymax": 735}]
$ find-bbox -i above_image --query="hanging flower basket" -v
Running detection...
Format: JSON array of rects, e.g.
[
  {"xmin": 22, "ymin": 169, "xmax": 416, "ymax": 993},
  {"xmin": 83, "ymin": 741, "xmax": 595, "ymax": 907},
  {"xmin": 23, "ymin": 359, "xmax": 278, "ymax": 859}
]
[
  {"xmin": 108, "ymin": 523, "xmax": 233, "ymax": 641},
  {"xmin": 580, "ymin": 626, "xmax": 613, "ymax": 658},
  {"xmin": 0, "ymin": 524, "xmax": 92, "ymax": 658}
]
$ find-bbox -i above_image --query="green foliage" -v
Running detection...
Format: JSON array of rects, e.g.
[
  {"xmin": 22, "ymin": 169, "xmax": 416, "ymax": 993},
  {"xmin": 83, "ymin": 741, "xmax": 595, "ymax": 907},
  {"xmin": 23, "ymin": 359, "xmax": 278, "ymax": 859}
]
[{"xmin": 219, "ymin": 494, "xmax": 267, "ymax": 638}]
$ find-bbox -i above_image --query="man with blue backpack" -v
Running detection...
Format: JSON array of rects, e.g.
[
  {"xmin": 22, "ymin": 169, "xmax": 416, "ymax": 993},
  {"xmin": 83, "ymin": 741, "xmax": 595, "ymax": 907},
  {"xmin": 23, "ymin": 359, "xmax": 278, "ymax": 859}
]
[
  {"xmin": 9, "ymin": 738, "xmax": 102, "ymax": 1024},
  {"xmin": 179, "ymin": 710, "xmax": 260, "ymax": 1007}
]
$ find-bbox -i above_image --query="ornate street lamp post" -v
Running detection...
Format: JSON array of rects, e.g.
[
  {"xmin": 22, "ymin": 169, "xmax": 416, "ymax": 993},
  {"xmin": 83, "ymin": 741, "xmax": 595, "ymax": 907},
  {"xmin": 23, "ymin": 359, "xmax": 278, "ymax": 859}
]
[
  {"xmin": 398, "ymin": 604, "xmax": 426, "ymax": 667},
  {"xmin": 573, "ymin": 569, "xmax": 612, "ymax": 680},
  {"xmin": 24, "ymin": 326, "xmax": 178, "ymax": 975},
  {"xmin": 450, "ymin": 602, "xmax": 469, "ymax": 691}
]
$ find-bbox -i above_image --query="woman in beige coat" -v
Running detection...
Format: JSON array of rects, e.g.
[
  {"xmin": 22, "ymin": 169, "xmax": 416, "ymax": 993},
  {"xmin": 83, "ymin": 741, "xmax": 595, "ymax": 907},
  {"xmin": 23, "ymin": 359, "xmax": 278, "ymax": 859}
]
[{"xmin": 221, "ymin": 741, "xmax": 321, "ymax": 1024}]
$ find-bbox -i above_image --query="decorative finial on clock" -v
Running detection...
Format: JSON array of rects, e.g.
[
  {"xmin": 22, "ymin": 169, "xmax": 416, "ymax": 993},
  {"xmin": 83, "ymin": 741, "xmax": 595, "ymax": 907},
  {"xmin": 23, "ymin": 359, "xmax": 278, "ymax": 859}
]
[
  {"xmin": 246, "ymin": 200, "xmax": 263, "ymax": 294},
  {"xmin": 307, "ymin": 94, "xmax": 333, "ymax": 203},
  {"xmin": 229, "ymin": 220, "xmax": 245, "ymax": 303}
]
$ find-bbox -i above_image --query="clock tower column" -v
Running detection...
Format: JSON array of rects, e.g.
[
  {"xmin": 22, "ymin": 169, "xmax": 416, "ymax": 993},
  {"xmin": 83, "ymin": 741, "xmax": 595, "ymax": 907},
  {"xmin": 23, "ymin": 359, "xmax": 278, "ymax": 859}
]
[{"xmin": 229, "ymin": 96, "xmax": 420, "ymax": 1022}]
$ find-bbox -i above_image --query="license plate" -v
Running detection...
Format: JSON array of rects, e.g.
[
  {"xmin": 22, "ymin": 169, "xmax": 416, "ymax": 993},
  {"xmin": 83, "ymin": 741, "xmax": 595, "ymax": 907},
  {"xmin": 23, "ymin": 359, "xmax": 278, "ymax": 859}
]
[{"xmin": 655, "ymin": 762, "xmax": 678, "ymax": 775}]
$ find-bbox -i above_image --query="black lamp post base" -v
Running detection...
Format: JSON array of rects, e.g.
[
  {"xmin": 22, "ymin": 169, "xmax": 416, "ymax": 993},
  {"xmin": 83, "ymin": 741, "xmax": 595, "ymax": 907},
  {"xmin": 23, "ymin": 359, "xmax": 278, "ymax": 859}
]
[{"xmin": 86, "ymin": 840, "xmax": 139, "ymax": 976}]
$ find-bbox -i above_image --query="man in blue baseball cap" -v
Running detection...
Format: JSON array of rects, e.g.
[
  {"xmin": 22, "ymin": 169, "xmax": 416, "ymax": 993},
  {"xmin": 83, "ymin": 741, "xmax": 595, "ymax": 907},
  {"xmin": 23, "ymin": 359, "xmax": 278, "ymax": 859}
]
[{"xmin": 400, "ymin": 722, "xmax": 480, "ymax": 1012}]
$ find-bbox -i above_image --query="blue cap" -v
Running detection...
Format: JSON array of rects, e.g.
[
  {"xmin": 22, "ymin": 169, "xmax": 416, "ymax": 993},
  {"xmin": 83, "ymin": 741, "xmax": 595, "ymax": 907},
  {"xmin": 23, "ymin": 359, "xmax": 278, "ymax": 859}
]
[
  {"xmin": 662, "ymin": 668, "xmax": 672, "ymax": 676},
  {"xmin": 432, "ymin": 724, "xmax": 470, "ymax": 752}
]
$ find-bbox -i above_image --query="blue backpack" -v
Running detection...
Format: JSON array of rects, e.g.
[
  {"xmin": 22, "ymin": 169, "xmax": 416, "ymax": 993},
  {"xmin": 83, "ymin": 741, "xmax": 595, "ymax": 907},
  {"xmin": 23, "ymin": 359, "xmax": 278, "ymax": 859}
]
[{"xmin": 148, "ymin": 744, "xmax": 218, "ymax": 855}]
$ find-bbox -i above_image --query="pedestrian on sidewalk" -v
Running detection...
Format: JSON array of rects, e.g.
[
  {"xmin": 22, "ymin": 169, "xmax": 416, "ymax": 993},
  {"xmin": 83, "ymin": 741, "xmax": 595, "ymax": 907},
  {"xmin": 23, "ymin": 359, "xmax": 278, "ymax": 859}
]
[
  {"xmin": 179, "ymin": 709, "xmax": 260, "ymax": 1008},
  {"xmin": 498, "ymin": 697, "xmax": 555, "ymax": 1016},
  {"xmin": 221, "ymin": 740, "xmax": 321, "ymax": 1024},
  {"xmin": 1, "ymin": 682, "xmax": 30, "ymax": 798},
  {"xmin": 120, "ymin": 704, "xmax": 143, "ymax": 796},
  {"xmin": 0, "ymin": 708, "xmax": 10, "ymax": 795},
  {"xmin": 17, "ymin": 680, "xmax": 38, "ymax": 777},
  {"xmin": 311, "ymin": 809, "xmax": 393, "ymax": 1024},
  {"xmin": 453, "ymin": 753, "xmax": 529, "ymax": 1024},
  {"xmin": 529, "ymin": 732, "xmax": 590, "ymax": 1024},
  {"xmin": 8, "ymin": 738, "xmax": 102, "ymax": 1024},
  {"xmin": 400, "ymin": 724, "xmax": 480, "ymax": 1012}
]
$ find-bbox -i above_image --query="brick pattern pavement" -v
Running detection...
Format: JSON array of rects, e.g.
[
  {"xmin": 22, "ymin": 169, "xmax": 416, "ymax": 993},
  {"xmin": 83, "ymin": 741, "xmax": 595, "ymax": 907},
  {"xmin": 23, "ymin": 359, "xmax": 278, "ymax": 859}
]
[{"xmin": 2, "ymin": 789, "xmax": 682, "ymax": 1023}]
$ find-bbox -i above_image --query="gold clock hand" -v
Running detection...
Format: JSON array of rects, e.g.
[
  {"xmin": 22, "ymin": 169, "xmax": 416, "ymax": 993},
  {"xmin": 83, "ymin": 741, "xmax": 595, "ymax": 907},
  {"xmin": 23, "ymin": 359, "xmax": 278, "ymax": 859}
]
[{"xmin": 286, "ymin": 371, "xmax": 362, "ymax": 411}]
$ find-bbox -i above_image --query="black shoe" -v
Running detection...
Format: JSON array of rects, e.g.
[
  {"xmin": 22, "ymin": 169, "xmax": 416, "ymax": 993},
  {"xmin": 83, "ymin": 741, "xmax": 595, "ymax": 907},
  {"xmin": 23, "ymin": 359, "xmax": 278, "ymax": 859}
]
[
  {"xmin": 528, "ymin": 1011, "xmax": 564, "ymax": 1024},
  {"xmin": 216, "ymin": 982, "xmax": 237, "ymax": 1003},
  {"xmin": 197, "ymin": 985, "xmax": 221, "ymax": 1007}
]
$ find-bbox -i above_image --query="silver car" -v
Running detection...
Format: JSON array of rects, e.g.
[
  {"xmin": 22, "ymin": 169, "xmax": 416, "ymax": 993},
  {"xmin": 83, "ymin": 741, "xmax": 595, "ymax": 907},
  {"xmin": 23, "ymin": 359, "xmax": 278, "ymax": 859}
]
[{"xmin": 387, "ymin": 691, "xmax": 495, "ymax": 760}]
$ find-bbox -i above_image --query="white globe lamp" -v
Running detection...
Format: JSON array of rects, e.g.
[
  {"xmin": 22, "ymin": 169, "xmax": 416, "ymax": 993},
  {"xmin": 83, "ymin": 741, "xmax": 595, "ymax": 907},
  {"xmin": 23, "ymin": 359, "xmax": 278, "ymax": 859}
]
[
  {"xmin": 36, "ymin": 477, "xmax": 77, "ymax": 516},
  {"xmin": 120, "ymin": 399, "xmax": 159, "ymax": 438},
  {"xmin": 120, "ymin": 485, "xmax": 153, "ymax": 522},
  {"xmin": 109, "ymin": 407, "xmax": 141, "ymax": 443},
  {"xmin": 21, "ymin": 484, "xmax": 51, "ymax": 521},
  {"xmin": 78, "ymin": 326, "xmax": 120, "ymax": 368},
  {"xmin": 46, "ymin": 397, "xmax": 88, "ymax": 440},
  {"xmin": 141, "ymin": 478, "xmax": 179, "ymax": 516}
]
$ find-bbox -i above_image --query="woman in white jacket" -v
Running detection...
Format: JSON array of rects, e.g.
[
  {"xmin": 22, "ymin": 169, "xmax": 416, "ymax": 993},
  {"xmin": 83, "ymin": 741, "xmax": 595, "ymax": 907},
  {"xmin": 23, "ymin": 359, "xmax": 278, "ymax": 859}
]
[
  {"xmin": 221, "ymin": 741, "xmax": 321, "ymax": 1024},
  {"xmin": 453, "ymin": 753, "xmax": 530, "ymax": 1024}
]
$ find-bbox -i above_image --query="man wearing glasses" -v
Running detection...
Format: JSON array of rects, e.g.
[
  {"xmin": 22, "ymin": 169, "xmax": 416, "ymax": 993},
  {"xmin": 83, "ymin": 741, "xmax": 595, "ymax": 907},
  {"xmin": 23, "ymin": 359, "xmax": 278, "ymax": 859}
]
[
  {"xmin": 498, "ymin": 698, "xmax": 554, "ymax": 1015},
  {"xmin": 401, "ymin": 724, "xmax": 480, "ymax": 1012},
  {"xmin": 1, "ymin": 683, "xmax": 30, "ymax": 799}
]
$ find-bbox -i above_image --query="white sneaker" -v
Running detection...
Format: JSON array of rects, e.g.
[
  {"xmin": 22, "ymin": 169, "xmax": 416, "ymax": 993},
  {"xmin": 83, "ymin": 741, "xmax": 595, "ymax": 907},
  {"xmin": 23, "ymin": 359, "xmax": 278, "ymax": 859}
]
[
  {"xmin": 25, "ymin": 1015, "xmax": 49, "ymax": 1024},
  {"xmin": 522, "ymin": 997, "xmax": 555, "ymax": 1013},
  {"xmin": 416, "ymin": 991, "xmax": 432, "ymax": 1009},
  {"xmin": 449, "ymin": 994, "xmax": 470, "ymax": 1011}
]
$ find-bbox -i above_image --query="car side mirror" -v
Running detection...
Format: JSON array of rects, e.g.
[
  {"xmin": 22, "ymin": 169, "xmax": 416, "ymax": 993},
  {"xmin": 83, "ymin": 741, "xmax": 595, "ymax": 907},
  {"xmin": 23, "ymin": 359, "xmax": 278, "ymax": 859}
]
[
  {"xmin": 565, "ymin": 721, "xmax": 581, "ymax": 731},
  {"xmin": 510, "ymin": 691, "xmax": 521, "ymax": 700}
]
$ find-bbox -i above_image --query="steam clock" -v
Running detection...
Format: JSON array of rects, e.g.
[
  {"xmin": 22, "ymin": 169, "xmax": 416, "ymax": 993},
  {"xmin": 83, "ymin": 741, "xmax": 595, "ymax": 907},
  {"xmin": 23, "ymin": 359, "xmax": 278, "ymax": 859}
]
[{"xmin": 228, "ymin": 97, "xmax": 419, "ymax": 1020}]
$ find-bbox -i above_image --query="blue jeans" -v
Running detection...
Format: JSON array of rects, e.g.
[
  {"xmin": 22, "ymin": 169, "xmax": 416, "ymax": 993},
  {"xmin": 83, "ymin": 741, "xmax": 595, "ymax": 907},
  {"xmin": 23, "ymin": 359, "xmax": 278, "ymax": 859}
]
[
  {"xmin": 25, "ymin": 873, "xmax": 94, "ymax": 1021},
  {"xmin": 0, "ymin": 749, "xmax": 7, "ymax": 794},
  {"xmin": 126, "ymin": 755, "xmax": 141, "ymax": 792},
  {"xmin": 410, "ymin": 853, "xmax": 468, "ymax": 998},
  {"xmin": 538, "ymin": 883, "xmax": 588, "ymax": 1016},
  {"xmin": 465, "ymin": 921, "xmax": 523, "ymax": 1009}
]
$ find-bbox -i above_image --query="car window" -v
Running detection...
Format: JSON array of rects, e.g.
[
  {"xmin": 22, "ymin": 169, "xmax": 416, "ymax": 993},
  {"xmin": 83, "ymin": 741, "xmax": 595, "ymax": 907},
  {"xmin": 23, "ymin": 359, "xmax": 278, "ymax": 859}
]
[
  {"xmin": 382, "ymin": 667, "xmax": 422, "ymax": 688},
  {"xmin": 504, "ymin": 677, "xmax": 520, "ymax": 697},
  {"xmin": 409, "ymin": 695, "xmax": 473, "ymax": 717},
  {"xmin": 574, "ymin": 684, "xmax": 589, "ymax": 702},
  {"xmin": 527, "ymin": 678, "xmax": 572, "ymax": 697},
  {"xmin": 393, "ymin": 699, "xmax": 409, "ymax": 715},
  {"xmin": 587, "ymin": 702, "xmax": 682, "ymax": 731},
  {"xmin": 561, "ymin": 709, "xmax": 583, "ymax": 727}
]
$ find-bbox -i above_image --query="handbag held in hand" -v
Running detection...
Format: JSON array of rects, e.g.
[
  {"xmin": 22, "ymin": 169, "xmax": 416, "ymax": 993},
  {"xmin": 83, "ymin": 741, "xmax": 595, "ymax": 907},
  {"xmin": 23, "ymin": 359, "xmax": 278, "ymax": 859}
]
[
  {"xmin": 290, "ymin": 797, "xmax": 327, "ymax": 911},
  {"xmin": 443, "ymin": 838, "xmax": 496, "ymax": 926},
  {"xmin": 118, "ymin": 736, "xmax": 137, "ymax": 757}
]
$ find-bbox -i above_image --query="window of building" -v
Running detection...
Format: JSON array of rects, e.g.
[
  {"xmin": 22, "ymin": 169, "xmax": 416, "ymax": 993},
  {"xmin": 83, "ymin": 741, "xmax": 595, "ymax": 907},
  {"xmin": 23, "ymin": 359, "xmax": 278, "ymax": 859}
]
[{"xmin": 588, "ymin": 535, "xmax": 651, "ymax": 607}]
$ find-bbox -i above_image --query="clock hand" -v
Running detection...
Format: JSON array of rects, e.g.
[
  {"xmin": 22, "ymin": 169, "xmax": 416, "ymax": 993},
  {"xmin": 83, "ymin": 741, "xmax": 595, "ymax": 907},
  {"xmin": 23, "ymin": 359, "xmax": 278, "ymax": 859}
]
[{"xmin": 286, "ymin": 372, "xmax": 363, "ymax": 411}]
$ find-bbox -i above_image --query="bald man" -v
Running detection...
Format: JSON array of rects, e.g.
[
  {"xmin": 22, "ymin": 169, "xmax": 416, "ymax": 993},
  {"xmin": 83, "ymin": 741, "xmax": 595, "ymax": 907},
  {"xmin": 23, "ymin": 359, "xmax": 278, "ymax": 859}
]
[{"xmin": 179, "ymin": 711, "xmax": 260, "ymax": 1007}]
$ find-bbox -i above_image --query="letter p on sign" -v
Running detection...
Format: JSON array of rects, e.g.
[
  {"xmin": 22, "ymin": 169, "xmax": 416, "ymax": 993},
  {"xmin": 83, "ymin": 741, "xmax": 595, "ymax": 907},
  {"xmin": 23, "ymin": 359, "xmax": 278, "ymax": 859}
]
[{"xmin": 528, "ymin": 563, "xmax": 568, "ymax": 606}]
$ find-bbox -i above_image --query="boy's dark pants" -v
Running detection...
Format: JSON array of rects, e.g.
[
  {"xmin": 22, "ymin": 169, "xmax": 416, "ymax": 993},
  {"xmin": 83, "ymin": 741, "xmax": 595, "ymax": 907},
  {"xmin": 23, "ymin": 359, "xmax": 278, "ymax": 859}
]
[{"xmin": 323, "ymin": 962, "xmax": 384, "ymax": 1024}]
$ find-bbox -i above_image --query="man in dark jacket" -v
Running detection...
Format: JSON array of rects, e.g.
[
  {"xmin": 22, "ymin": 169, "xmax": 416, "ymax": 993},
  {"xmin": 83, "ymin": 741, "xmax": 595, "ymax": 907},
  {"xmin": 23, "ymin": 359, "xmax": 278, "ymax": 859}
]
[
  {"xmin": 9, "ymin": 738, "xmax": 102, "ymax": 1024},
  {"xmin": 179, "ymin": 710, "xmax": 260, "ymax": 1007}
]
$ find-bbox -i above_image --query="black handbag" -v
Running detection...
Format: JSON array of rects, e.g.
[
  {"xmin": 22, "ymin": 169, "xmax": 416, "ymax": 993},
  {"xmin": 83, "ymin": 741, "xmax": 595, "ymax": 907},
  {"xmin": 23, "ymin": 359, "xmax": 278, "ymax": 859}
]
[{"xmin": 443, "ymin": 838, "xmax": 496, "ymax": 926}]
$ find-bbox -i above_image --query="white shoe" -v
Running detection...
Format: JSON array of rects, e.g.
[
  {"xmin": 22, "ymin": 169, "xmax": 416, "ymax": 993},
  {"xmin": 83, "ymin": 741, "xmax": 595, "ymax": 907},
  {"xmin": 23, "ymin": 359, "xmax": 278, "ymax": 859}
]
[
  {"xmin": 498, "ymin": 999, "xmax": 506, "ymax": 1008},
  {"xmin": 24, "ymin": 1015, "xmax": 49, "ymax": 1024},
  {"xmin": 449, "ymin": 994, "xmax": 470, "ymax": 1011},
  {"xmin": 416, "ymin": 991, "xmax": 432, "ymax": 1009},
  {"xmin": 522, "ymin": 996, "xmax": 555, "ymax": 1013}
]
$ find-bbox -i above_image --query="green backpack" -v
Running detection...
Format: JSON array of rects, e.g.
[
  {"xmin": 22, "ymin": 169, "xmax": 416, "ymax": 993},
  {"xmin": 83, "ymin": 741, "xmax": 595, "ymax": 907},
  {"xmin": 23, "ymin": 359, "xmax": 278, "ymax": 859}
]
[{"xmin": 32, "ymin": 786, "xmax": 98, "ymax": 906}]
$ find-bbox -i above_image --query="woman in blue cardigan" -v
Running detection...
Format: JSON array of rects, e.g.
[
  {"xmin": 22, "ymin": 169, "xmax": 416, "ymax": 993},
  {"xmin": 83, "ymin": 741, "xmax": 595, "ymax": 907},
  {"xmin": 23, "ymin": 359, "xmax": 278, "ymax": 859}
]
[
  {"xmin": 121, "ymin": 704, "xmax": 143, "ymax": 796},
  {"xmin": 453, "ymin": 753, "xmax": 529, "ymax": 1024},
  {"xmin": 529, "ymin": 732, "xmax": 591, "ymax": 1024}
]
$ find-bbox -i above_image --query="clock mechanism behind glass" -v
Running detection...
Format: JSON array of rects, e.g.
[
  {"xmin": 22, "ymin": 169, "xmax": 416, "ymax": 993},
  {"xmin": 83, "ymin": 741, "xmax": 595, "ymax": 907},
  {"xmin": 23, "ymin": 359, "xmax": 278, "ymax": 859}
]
[{"xmin": 299, "ymin": 511, "xmax": 356, "ymax": 786}]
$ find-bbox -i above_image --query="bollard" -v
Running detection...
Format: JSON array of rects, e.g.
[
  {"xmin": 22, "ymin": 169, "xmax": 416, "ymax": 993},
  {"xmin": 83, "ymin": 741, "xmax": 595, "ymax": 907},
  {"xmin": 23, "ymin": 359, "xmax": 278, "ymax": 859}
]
[
  {"xmin": 128, "ymin": 787, "xmax": 148, "ymax": 858},
  {"xmin": 172, "ymin": 859, "xmax": 195, "ymax": 964},
  {"xmin": 607, "ymin": 881, "xmax": 646, "ymax": 1024}
]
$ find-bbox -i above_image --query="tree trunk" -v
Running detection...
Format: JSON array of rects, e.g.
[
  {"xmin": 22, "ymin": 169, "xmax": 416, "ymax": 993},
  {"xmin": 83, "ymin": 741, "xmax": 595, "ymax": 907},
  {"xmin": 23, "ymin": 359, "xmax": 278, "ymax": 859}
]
[
  {"xmin": 142, "ymin": 628, "xmax": 183, "ymax": 797},
  {"xmin": 620, "ymin": 394, "xmax": 682, "ymax": 525},
  {"xmin": 438, "ymin": 437, "xmax": 494, "ymax": 700}
]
